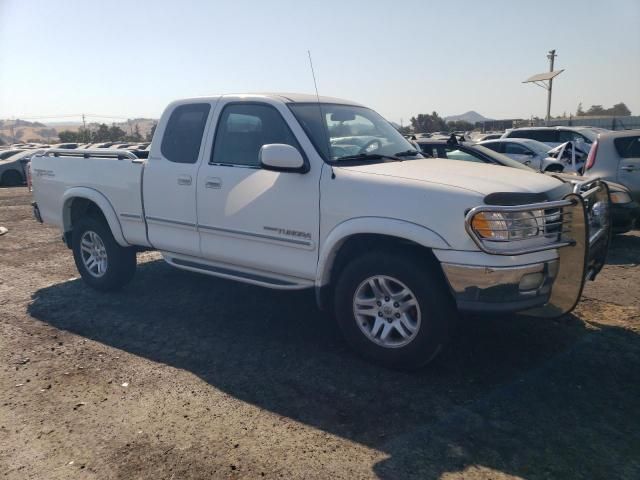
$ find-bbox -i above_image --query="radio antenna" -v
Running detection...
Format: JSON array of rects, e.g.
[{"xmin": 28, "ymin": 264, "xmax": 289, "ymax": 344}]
[
  {"xmin": 307, "ymin": 50, "xmax": 321, "ymax": 102},
  {"xmin": 307, "ymin": 50, "xmax": 335, "ymax": 178}
]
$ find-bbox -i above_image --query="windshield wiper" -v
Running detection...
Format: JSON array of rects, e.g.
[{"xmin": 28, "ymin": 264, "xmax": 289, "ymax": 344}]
[
  {"xmin": 393, "ymin": 149, "xmax": 422, "ymax": 157},
  {"xmin": 334, "ymin": 153, "xmax": 403, "ymax": 163}
]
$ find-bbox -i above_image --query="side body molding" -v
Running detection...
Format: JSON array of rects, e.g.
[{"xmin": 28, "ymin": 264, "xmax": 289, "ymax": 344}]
[
  {"xmin": 316, "ymin": 217, "xmax": 451, "ymax": 287},
  {"xmin": 62, "ymin": 187, "xmax": 129, "ymax": 246}
]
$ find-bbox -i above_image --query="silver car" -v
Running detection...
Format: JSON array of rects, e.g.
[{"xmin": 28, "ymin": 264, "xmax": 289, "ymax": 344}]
[
  {"xmin": 501, "ymin": 126, "xmax": 606, "ymax": 151},
  {"xmin": 478, "ymin": 138, "xmax": 564, "ymax": 172},
  {"xmin": 0, "ymin": 150, "xmax": 34, "ymax": 186},
  {"xmin": 585, "ymin": 129, "xmax": 640, "ymax": 203}
]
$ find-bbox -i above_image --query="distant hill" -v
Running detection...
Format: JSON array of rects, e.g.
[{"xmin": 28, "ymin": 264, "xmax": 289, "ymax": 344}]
[
  {"xmin": 444, "ymin": 111, "xmax": 492, "ymax": 124},
  {"xmin": 0, "ymin": 118, "xmax": 157, "ymax": 144}
]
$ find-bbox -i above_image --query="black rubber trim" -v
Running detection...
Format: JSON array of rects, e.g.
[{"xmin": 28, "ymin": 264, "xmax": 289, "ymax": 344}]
[
  {"xmin": 484, "ymin": 183, "xmax": 572, "ymax": 206},
  {"xmin": 172, "ymin": 258, "xmax": 295, "ymax": 286},
  {"xmin": 457, "ymin": 293, "xmax": 549, "ymax": 314}
]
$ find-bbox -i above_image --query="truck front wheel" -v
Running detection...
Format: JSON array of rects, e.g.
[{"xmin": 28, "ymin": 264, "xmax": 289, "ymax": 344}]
[
  {"xmin": 72, "ymin": 216, "xmax": 137, "ymax": 291},
  {"xmin": 334, "ymin": 251, "xmax": 454, "ymax": 369}
]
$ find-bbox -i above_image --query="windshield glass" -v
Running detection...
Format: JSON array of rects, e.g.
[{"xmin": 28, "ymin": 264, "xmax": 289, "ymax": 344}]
[{"xmin": 288, "ymin": 103, "xmax": 419, "ymax": 162}]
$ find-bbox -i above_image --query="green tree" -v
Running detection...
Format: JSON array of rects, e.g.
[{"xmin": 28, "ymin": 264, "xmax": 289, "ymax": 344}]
[
  {"xmin": 410, "ymin": 112, "xmax": 447, "ymax": 133},
  {"xmin": 610, "ymin": 102, "xmax": 631, "ymax": 116},
  {"xmin": 128, "ymin": 124, "xmax": 142, "ymax": 142},
  {"xmin": 585, "ymin": 105, "xmax": 606, "ymax": 116},
  {"xmin": 146, "ymin": 122, "xmax": 157, "ymax": 141},
  {"xmin": 92, "ymin": 124, "xmax": 111, "ymax": 142},
  {"xmin": 108, "ymin": 124, "xmax": 126, "ymax": 141},
  {"xmin": 58, "ymin": 130, "xmax": 78, "ymax": 142}
]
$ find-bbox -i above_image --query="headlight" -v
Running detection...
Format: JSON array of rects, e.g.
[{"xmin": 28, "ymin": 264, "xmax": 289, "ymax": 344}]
[
  {"xmin": 471, "ymin": 210, "xmax": 541, "ymax": 241},
  {"xmin": 609, "ymin": 191, "xmax": 631, "ymax": 204}
]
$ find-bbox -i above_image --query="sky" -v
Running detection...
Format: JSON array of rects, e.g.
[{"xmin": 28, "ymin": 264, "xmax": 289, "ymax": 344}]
[{"xmin": 1, "ymin": 0, "xmax": 639, "ymax": 125}]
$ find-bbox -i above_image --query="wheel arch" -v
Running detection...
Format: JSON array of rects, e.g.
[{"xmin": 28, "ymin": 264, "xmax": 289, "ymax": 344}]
[
  {"xmin": 62, "ymin": 188, "xmax": 128, "ymax": 247},
  {"xmin": 315, "ymin": 218, "xmax": 451, "ymax": 309}
]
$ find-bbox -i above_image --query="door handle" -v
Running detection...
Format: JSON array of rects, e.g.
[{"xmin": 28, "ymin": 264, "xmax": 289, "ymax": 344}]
[
  {"xmin": 621, "ymin": 165, "xmax": 637, "ymax": 172},
  {"xmin": 205, "ymin": 177, "xmax": 222, "ymax": 189},
  {"xmin": 177, "ymin": 175, "xmax": 192, "ymax": 186}
]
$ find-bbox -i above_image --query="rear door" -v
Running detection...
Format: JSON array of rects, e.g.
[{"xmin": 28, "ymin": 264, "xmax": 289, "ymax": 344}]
[
  {"xmin": 615, "ymin": 135, "xmax": 640, "ymax": 201},
  {"xmin": 143, "ymin": 102, "xmax": 214, "ymax": 256}
]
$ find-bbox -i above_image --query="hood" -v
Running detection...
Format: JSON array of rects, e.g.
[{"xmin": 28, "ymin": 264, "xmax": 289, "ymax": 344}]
[{"xmin": 335, "ymin": 158, "xmax": 564, "ymax": 196}]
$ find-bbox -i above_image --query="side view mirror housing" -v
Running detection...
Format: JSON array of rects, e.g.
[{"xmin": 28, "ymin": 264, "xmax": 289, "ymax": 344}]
[{"xmin": 259, "ymin": 144, "xmax": 308, "ymax": 173}]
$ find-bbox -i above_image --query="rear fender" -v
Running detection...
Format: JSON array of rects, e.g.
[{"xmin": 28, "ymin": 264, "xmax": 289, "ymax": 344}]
[{"xmin": 62, "ymin": 187, "xmax": 129, "ymax": 247}]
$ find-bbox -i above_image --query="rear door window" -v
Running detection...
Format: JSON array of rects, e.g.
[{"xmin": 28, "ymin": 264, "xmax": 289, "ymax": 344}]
[
  {"xmin": 161, "ymin": 103, "xmax": 211, "ymax": 164},
  {"xmin": 614, "ymin": 136, "xmax": 640, "ymax": 158},
  {"xmin": 559, "ymin": 130, "xmax": 591, "ymax": 144}
]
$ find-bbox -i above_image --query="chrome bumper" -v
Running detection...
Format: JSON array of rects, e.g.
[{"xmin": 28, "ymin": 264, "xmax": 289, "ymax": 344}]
[
  {"xmin": 456, "ymin": 179, "xmax": 611, "ymax": 317},
  {"xmin": 442, "ymin": 260, "xmax": 558, "ymax": 313}
]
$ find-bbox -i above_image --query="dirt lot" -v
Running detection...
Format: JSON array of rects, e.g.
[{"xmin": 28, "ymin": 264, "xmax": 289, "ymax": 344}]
[{"xmin": 1, "ymin": 186, "xmax": 639, "ymax": 479}]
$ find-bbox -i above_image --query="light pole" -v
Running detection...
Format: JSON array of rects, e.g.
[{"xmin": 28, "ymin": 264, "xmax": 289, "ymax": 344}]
[
  {"xmin": 523, "ymin": 50, "xmax": 564, "ymax": 126},
  {"xmin": 546, "ymin": 49, "xmax": 557, "ymax": 124}
]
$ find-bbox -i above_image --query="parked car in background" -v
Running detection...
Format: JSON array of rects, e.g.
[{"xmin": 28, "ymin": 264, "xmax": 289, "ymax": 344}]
[
  {"xmin": 474, "ymin": 132, "xmax": 503, "ymax": 142},
  {"xmin": 0, "ymin": 150, "xmax": 36, "ymax": 186},
  {"xmin": 415, "ymin": 136, "xmax": 637, "ymax": 234},
  {"xmin": 585, "ymin": 129, "xmax": 640, "ymax": 203},
  {"xmin": 478, "ymin": 138, "xmax": 560, "ymax": 171},
  {"xmin": 502, "ymin": 126, "xmax": 607, "ymax": 150},
  {"xmin": 0, "ymin": 149, "xmax": 25, "ymax": 160},
  {"xmin": 51, "ymin": 143, "xmax": 79, "ymax": 149}
]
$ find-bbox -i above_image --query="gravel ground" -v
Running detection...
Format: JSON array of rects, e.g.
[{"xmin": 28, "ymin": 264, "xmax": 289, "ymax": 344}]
[{"xmin": 1, "ymin": 186, "xmax": 639, "ymax": 479}]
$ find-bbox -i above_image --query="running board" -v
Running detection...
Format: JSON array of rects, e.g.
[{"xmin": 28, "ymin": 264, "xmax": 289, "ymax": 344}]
[{"xmin": 166, "ymin": 256, "xmax": 313, "ymax": 290}]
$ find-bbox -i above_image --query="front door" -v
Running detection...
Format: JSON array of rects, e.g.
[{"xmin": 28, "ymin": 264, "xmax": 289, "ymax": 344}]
[
  {"xmin": 196, "ymin": 100, "xmax": 321, "ymax": 281},
  {"xmin": 143, "ymin": 102, "xmax": 212, "ymax": 256}
]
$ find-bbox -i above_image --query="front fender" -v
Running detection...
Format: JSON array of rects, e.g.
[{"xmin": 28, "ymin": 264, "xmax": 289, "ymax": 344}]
[
  {"xmin": 62, "ymin": 187, "xmax": 129, "ymax": 247},
  {"xmin": 316, "ymin": 217, "xmax": 451, "ymax": 287}
]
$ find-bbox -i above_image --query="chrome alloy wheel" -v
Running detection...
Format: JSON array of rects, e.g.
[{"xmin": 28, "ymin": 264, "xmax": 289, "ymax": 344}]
[
  {"xmin": 80, "ymin": 230, "xmax": 108, "ymax": 278},
  {"xmin": 353, "ymin": 275, "xmax": 422, "ymax": 348}
]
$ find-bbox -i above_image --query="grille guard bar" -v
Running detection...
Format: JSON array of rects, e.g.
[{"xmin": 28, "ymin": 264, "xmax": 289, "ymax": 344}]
[{"xmin": 465, "ymin": 178, "xmax": 612, "ymax": 319}]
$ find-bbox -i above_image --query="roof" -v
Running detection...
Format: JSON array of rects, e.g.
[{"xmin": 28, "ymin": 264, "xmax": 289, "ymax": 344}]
[
  {"xmin": 507, "ymin": 126, "xmax": 599, "ymax": 132},
  {"xmin": 172, "ymin": 93, "xmax": 363, "ymax": 106},
  {"xmin": 262, "ymin": 92, "xmax": 363, "ymax": 106}
]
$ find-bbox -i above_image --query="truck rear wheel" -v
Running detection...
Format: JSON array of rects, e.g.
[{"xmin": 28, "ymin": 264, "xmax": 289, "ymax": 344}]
[
  {"xmin": 72, "ymin": 216, "xmax": 136, "ymax": 291},
  {"xmin": 334, "ymin": 251, "xmax": 454, "ymax": 369}
]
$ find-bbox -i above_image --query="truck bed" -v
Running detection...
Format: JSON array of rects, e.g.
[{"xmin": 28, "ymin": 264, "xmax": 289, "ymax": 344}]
[{"xmin": 30, "ymin": 149, "xmax": 150, "ymax": 247}]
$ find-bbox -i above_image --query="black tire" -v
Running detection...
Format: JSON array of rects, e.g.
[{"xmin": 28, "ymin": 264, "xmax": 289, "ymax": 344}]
[
  {"xmin": 72, "ymin": 216, "xmax": 136, "ymax": 291},
  {"xmin": 1, "ymin": 170, "xmax": 23, "ymax": 187},
  {"xmin": 334, "ymin": 250, "xmax": 455, "ymax": 369}
]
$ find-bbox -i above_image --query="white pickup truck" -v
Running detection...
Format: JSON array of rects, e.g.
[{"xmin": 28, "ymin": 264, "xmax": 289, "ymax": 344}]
[{"xmin": 31, "ymin": 93, "xmax": 611, "ymax": 368}]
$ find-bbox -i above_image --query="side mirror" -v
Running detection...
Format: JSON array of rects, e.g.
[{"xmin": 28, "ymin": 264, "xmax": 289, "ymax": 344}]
[{"xmin": 259, "ymin": 144, "xmax": 307, "ymax": 173}]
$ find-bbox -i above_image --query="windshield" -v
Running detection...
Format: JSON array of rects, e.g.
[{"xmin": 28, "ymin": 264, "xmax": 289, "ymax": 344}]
[{"xmin": 288, "ymin": 103, "xmax": 420, "ymax": 162}]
